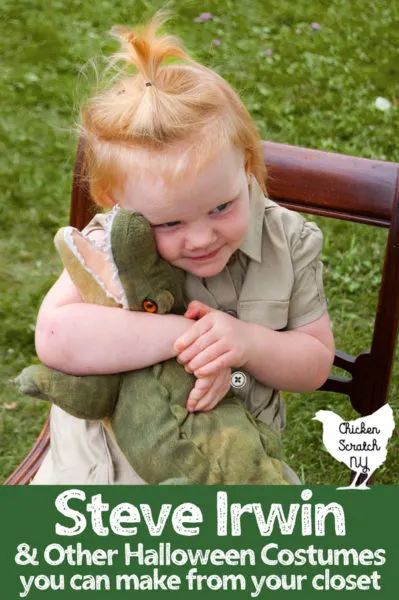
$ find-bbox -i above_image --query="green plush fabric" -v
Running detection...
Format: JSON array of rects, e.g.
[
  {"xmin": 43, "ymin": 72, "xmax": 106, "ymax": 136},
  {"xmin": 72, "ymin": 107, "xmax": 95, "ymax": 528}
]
[{"xmin": 16, "ymin": 208, "xmax": 289, "ymax": 485}]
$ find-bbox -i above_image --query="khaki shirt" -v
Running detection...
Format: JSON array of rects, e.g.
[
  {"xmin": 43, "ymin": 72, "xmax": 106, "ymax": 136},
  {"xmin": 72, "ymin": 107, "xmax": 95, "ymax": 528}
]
[
  {"xmin": 32, "ymin": 178, "xmax": 327, "ymax": 485},
  {"xmin": 184, "ymin": 177, "xmax": 327, "ymax": 428}
]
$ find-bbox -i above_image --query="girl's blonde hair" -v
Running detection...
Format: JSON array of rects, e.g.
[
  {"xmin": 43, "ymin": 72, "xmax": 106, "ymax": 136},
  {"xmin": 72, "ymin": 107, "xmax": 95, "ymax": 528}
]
[{"xmin": 81, "ymin": 10, "xmax": 266, "ymax": 207}]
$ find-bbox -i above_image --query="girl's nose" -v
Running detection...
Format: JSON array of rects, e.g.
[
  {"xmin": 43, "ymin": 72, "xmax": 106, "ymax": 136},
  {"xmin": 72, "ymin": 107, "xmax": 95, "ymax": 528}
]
[{"xmin": 184, "ymin": 222, "xmax": 218, "ymax": 251}]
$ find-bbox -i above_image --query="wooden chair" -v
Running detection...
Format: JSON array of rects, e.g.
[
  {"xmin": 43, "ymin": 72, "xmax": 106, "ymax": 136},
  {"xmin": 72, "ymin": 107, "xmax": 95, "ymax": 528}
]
[{"xmin": 4, "ymin": 139, "xmax": 399, "ymax": 485}]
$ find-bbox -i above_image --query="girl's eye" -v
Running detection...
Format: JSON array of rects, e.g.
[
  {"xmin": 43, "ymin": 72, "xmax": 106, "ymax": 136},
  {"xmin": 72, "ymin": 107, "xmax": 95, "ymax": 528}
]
[
  {"xmin": 155, "ymin": 221, "xmax": 181, "ymax": 229},
  {"xmin": 153, "ymin": 199, "xmax": 234, "ymax": 228},
  {"xmin": 210, "ymin": 201, "xmax": 232, "ymax": 214}
]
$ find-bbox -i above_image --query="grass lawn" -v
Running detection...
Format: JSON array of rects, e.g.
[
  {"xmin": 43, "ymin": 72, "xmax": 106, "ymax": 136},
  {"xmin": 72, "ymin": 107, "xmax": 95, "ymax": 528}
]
[{"xmin": 1, "ymin": 0, "xmax": 398, "ymax": 484}]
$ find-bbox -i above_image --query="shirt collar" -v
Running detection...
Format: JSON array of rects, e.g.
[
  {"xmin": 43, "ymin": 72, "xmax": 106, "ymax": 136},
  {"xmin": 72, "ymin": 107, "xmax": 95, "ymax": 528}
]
[{"xmin": 238, "ymin": 177, "xmax": 265, "ymax": 263}]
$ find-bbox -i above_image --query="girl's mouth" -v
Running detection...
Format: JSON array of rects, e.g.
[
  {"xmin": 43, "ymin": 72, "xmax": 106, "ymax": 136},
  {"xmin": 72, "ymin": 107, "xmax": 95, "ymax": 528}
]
[{"xmin": 187, "ymin": 247, "xmax": 223, "ymax": 261}]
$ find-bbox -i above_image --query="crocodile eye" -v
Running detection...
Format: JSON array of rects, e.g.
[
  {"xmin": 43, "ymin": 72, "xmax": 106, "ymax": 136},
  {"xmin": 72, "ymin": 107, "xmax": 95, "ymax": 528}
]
[{"xmin": 143, "ymin": 299, "xmax": 158, "ymax": 313}]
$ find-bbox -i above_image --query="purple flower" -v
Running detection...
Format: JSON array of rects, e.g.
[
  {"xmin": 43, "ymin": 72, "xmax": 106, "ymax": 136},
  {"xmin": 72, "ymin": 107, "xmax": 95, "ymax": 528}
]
[
  {"xmin": 194, "ymin": 12, "xmax": 213, "ymax": 23},
  {"xmin": 265, "ymin": 48, "xmax": 273, "ymax": 55},
  {"xmin": 311, "ymin": 22, "xmax": 321, "ymax": 30},
  {"xmin": 212, "ymin": 39, "xmax": 221, "ymax": 46}
]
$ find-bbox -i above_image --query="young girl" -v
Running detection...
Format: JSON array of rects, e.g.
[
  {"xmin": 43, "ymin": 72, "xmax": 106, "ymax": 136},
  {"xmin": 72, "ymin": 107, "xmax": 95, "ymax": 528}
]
[{"xmin": 32, "ymin": 12, "xmax": 334, "ymax": 485}]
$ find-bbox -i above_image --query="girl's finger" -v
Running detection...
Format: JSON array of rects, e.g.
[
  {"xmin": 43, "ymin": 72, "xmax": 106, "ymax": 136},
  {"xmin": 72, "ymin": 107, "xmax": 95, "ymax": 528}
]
[
  {"xmin": 194, "ymin": 376, "xmax": 226, "ymax": 412},
  {"xmin": 174, "ymin": 316, "xmax": 212, "ymax": 352},
  {"xmin": 184, "ymin": 301, "xmax": 214, "ymax": 320},
  {"xmin": 195, "ymin": 376, "xmax": 230, "ymax": 412},
  {"xmin": 186, "ymin": 376, "xmax": 213, "ymax": 410},
  {"xmin": 194, "ymin": 351, "xmax": 232, "ymax": 377},
  {"xmin": 177, "ymin": 330, "xmax": 216, "ymax": 364},
  {"xmin": 186, "ymin": 340, "xmax": 226, "ymax": 372}
]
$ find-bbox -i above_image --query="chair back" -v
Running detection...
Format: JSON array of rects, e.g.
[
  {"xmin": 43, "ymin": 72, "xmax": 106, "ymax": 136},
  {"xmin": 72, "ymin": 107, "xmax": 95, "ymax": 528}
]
[{"xmin": 261, "ymin": 142, "xmax": 399, "ymax": 416}]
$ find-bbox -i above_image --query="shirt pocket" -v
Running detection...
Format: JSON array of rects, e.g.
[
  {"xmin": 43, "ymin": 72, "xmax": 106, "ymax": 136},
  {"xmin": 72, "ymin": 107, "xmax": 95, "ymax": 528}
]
[{"xmin": 238, "ymin": 299, "xmax": 289, "ymax": 330}]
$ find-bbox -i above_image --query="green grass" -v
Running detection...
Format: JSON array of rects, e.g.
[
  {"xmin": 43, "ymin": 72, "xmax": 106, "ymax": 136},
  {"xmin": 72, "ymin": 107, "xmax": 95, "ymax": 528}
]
[{"xmin": 1, "ymin": 0, "xmax": 398, "ymax": 484}]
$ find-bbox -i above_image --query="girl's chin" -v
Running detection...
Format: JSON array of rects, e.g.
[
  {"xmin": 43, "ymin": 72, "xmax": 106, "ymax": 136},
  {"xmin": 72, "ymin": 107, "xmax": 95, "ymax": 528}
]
[
  {"xmin": 171, "ymin": 245, "xmax": 237, "ymax": 276},
  {"xmin": 184, "ymin": 257, "xmax": 231, "ymax": 277},
  {"xmin": 188, "ymin": 265, "xmax": 224, "ymax": 277}
]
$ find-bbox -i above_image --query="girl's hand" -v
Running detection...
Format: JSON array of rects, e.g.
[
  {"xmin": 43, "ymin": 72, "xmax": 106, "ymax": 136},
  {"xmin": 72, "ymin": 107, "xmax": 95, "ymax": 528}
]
[
  {"xmin": 174, "ymin": 300, "xmax": 251, "ymax": 377},
  {"xmin": 186, "ymin": 368, "xmax": 232, "ymax": 412}
]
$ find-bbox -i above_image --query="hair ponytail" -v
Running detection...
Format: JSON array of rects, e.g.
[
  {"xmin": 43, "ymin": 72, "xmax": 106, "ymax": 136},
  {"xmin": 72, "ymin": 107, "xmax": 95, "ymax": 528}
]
[
  {"xmin": 81, "ymin": 10, "xmax": 266, "ymax": 206},
  {"xmin": 110, "ymin": 11, "xmax": 189, "ymax": 85}
]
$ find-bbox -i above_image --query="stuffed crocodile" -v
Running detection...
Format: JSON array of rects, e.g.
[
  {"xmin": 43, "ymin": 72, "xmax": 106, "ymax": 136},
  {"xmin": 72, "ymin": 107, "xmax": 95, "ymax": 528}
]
[{"xmin": 16, "ymin": 207, "xmax": 289, "ymax": 484}]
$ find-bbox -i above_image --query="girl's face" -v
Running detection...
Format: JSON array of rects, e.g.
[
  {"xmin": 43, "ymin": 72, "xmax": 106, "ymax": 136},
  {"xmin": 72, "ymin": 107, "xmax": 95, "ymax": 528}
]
[{"xmin": 113, "ymin": 143, "xmax": 251, "ymax": 277}]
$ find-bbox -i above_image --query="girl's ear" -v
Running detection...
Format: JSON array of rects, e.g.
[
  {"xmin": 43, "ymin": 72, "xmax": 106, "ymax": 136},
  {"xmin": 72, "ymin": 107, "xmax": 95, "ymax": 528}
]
[
  {"xmin": 104, "ymin": 195, "xmax": 117, "ymax": 207},
  {"xmin": 244, "ymin": 155, "xmax": 252, "ymax": 185}
]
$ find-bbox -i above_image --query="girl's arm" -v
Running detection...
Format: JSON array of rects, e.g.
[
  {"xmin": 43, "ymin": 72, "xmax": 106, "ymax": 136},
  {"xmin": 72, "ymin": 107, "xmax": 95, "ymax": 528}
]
[
  {"xmin": 35, "ymin": 269, "xmax": 194, "ymax": 375},
  {"xmin": 174, "ymin": 302, "xmax": 334, "ymax": 393},
  {"xmin": 241, "ymin": 313, "xmax": 334, "ymax": 392}
]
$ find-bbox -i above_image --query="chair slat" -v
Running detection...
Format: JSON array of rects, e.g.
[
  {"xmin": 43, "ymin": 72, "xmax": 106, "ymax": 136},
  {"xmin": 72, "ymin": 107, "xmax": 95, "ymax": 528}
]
[
  {"xmin": 366, "ymin": 172, "xmax": 399, "ymax": 413},
  {"xmin": 262, "ymin": 142, "xmax": 398, "ymax": 226}
]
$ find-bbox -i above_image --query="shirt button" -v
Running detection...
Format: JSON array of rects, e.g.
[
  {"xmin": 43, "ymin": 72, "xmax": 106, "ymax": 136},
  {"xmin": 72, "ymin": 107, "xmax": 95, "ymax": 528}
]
[{"xmin": 223, "ymin": 308, "xmax": 237, "ymax": 317}]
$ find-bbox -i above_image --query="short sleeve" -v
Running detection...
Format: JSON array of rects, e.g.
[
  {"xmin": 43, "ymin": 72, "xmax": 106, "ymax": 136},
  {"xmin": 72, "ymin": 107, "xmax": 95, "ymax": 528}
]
[{"xmin": 287, "ymin": 219, "xmax": 328, "ymax": 329}]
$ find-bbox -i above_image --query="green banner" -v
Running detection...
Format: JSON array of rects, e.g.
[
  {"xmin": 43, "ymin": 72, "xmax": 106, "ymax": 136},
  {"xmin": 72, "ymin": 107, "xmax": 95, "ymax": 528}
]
[{"xmin": 1, "ymin": 486, "xmax": 397, "ymax": 598}]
